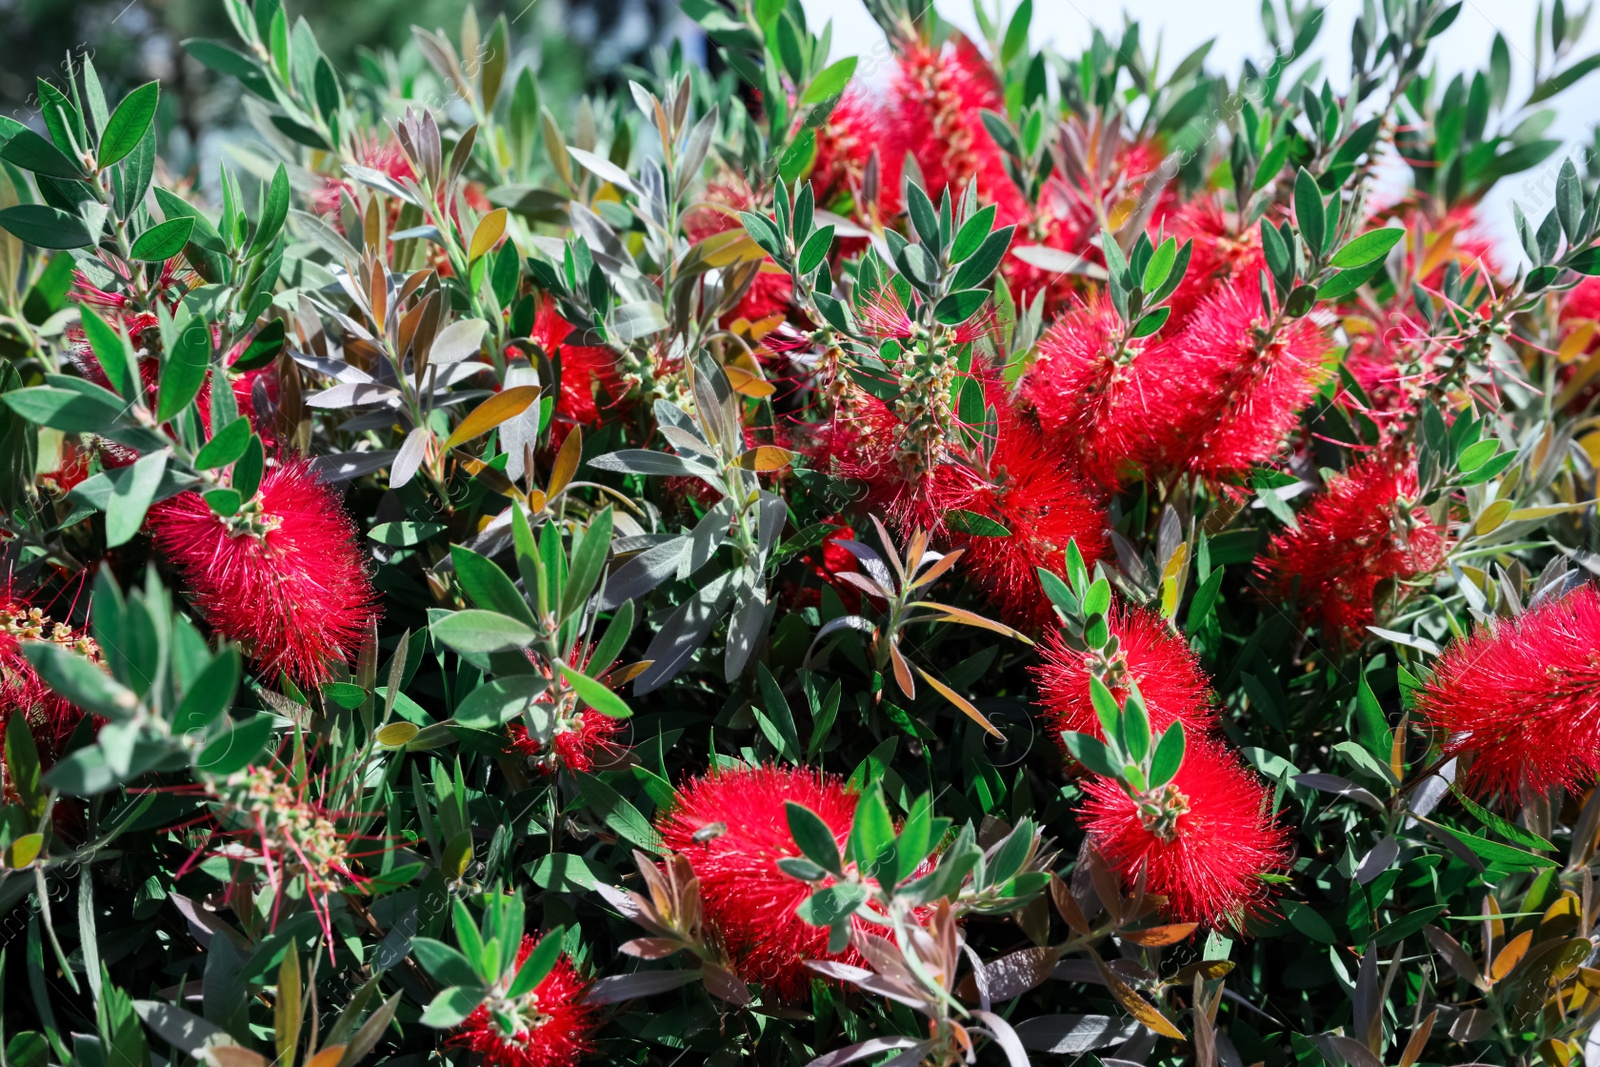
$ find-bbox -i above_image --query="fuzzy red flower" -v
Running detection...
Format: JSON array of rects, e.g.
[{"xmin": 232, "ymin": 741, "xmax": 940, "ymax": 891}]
[
  {"xmin": 506, "ymin": 711, "xmax": 625, "ymax": 774},
  {"xmin": 934, "ymin": 409, "xmax": 1107, "ymax": 631},
  {"xmin": 1023, "ymin": 295, "xmax": 1158, "ymax": 489},
  {"xmin": 1416, "ymin": 584, "xmax": 1600, "ymax": 802},
  {"xmin": 656, "ymin": 764, "xmax": 863, "ymax": 1000},
  {"xmin": 811, "ymin": 379, "xmax": 1105, "ymax": 628},
  {"xmin": 148, "ymin": 459, "xmax": 379, "ymax": 687},
  {"xmin": 1160, "ymin": 195, "xmax": 1265, "ymax": 328},
  {"xmin": 809, "ymin": 90, "xmax": 900, "ymax": 218},
  {"xmin": 449, "ymin": 948, "xmax": 598, "ymax": 1067},
  {"xmin": 889, "ymin": 36, "xmax": 1027, "ymax": 225},
  {"xmin": 1143, "ymin": 276, "xmax": 1332, "ymax": 480},
  {"xmin": 1077, "ymin": 737, "xmax": 1290, "ymax": 924},
  {"xmin": 1260, "ymin": 455, "xmax": 1447, "ymax": 647},
  {"xmin": 1034, "ymin": 608, "xmax": 1218, "ymax": 750}
]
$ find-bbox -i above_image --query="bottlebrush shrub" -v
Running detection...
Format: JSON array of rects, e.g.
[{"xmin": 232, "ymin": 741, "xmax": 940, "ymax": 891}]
[{"xmin": 8, "ymin": 0, "xmax": 1600, "ymax": 1065}]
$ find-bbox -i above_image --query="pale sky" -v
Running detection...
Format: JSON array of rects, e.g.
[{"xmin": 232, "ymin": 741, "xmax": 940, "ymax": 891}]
[{"xmin": 797, "ymin": 0, "xmax": 1600, "ymax": 259}]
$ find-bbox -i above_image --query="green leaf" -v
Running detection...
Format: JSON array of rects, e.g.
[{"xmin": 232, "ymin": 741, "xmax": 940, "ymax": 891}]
[
  {"xmin": 451, "ymin": 545, "xmax": 537, "ymax": 627},
  {"xmin": 0, "ymin": 127, "xmax": 84, "ymax": 180},
  {"xmin": 1315, "ymin": 259, "xmax": 1385, "ymax": 301},
  {"xmin": 1283, "ymin": 901, "xmax": 1337, "ymax": 943},
  {"xmin": 2, "ymin": 385, "xmax": 123, "ymax": 433},
  {"xmin": 173, "ymin": 649, "xmax": 241, "ymax": 734},
  {"xmin": 232, "ymin": 320, "xmax": 286, "ymax": 372},
  {"xmin": 251, "ymin": 163, "xmax": 290, "ymax": 255},
  {"xmin": 157, "ymin": 320, "xmax": 211, "ymax": 423},
  {"xmin": 79, "ymin": 306, "xmax": 136, "ymax": 399},
  {"xmin": 1148, "ymin": 722, "xmax": 1185, "ymax": 787},
  {"xmin": 0, "ymin": 205, "xmax": 93, "ymax": 249},
  {"xmin": 129, "ymin": 216, "xmax": 195, "ymax": 262},
  {"xmin": 99, "ymin": 82, "xmax": 160, "ymax": 169},
  {"xmin": 409, "ymin": 939, "xmax": 484, "ymax": 990},
  {"xmin": 575, "ymin": 772, "xmax": 659, "ymax": 852},
  {"xmin": 800, "ymin": 57, "xmax": 857, "ymax": 105},
  {"xmin": 1294, "ymin": 168, "xmax": 1325, "ymax": 255},
  {"xmin": 787, "ymin": 801, "xmax": 844, "ymax": 874},
  {"xmin": 946, "ymin": 509, "xmax": 1010, "ymax": 536},
  {"xmin": 933, "ymin": 289, "xmax": 989, "ymax": 326},
  {"xmin": 454, "ymin": 676, "xmax": 549, "ymax": 729},
  {"xmin": 1330, "ymin": 227, "xmax": 1404, "ymax": 268},
  {"xmin": 777, "ymin": 129, "xmax": 815, "ymax": 187},
  {"xmin": 950, "ymin": 226, "xmax": 1014, "ymax": 290},
  {"xmin": 1456, "ymin": 439, "xmax": 1498, "ymax": 473},
  {"xmin": 951, "ymin": 205, "xmax": 996, "ymax": 263},
  {"xmin": 195, "ymin": 714, "xmax": 274, "ymax": 777},
  {"xmin": 506, "ymin": 927, "xmax": 565, "ymax": 998},
  {"xmin": 796, "ymin": 224, "xmax": 835, "ymax": 276},
  {"xmin": 430, "ymin": 610, "xmax": 538, "ymax": 654},
  {"xmin": 1431, "ymin": 823, "xmax": 1558, "ymax": 871},
  {"xmin": 105, "ymin": 449, "xmax": 167, "ymax": 548},
  {"xmin": 1061, "ymin": 732, "xmax": 1120, "ymax": 778},
  {"xmin": 1451, "ymin": 787, "xmax": 1556, "ymax": 851},
  {"xmin": 194, "ymin": 417, "xmax": 253, "ymax": 469},
  {"xmin": 560, "ymin": 666, "xmax": 631, "ymax": 718},
  {"xmin": 419, "ymin": 987, "xmax": 483, "ymax": 1029},
  {"xmin": 233, "ymin": 433, "xmax": 265, "ymax": 500}
]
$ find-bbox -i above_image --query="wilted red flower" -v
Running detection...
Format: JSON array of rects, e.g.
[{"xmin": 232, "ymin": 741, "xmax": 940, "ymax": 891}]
[
  {"xmin": 507, "ymin": 711, "xmax": 625, "ymax": 774},
  {"xmin": 1416, "ymin": 584, "xmax": 1600, "ymax": 802},
  {"xmin": 449, "ymin": 947, "xmax": 598, "ymax": 1067},
  {"xmin": 1034, "ymin": 608, "xmax": 1218, "ymax": 749},
  {"xmin": 656, "ymin": 763, "xmax": 861, "ymax": 1000},
  {"xmin": 1077, "ymin": 736, "xmax": 1290, "ymax": 924},
  {"xmin": 1143, "ymin": 276, "xmax": 1332, "ymax": 480},
  {"xmin": 1022, "ymin": 295, "xmax": 1158, "ymax": 489},
  {"xmin": 148, "ymin": 458, "xmax": 379, "ymax": 687},
  {"xmin": 889, "ymin": 36, "xmax": 1027, "ymax": 225},
  {"xmin": 0, "ymin": 593, "xmax": 97, "ymax": 763},
  {"xmin": 1260, "ymin": 454, "xmax": 1447, "ymax": 647}
]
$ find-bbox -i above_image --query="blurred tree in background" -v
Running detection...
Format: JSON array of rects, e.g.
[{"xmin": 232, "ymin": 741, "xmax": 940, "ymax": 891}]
[{"xmin": 0, "ymin": 0, "xmax": 683, "ymax": 174}]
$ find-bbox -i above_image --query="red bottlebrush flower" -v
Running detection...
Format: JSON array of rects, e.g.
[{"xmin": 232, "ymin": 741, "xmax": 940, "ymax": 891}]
[
  {"xmin": 810, "ymin": 376, "xmax": 1106, "ymax": 628},
  {"xmin": 934, "ymin": 409, "xmax": 1108, "ymax": 631},
  {"xmin": 1144, "ymin": 276, "xmax": 1332, "ymax": 480},
  {"xmin": 1077, "ymin": 736, "xmax": 1291, "ymax": 924},
  {"xmin": 148, "ymin": 459, "xmax": 379, "ymax": 687},
  {"xmin": 527, "ymin": 298, "xmax": 624, "ymax": 442},
  {"xmin": 1416, "ymin": 585, "xmax": 1600, "ymax": 802},
  {"xmin": 0, "ymin": 594, "xmax": 98, "ymax": 764},
  {"xmin": 889, "ymin": 36, "xmax": 1027, "ymax": 225},
  {"xmin": 1034, "ymin": 608, "xmax": 1218, "ymax": 750},
  {"xmin": 1023, "ymin": 295, "xmax": 1158, "ymax": 490},
  {"xmin": 1001, "ymin": 131, "xmax": 1175, "ymax": 312},
  {"xmin": 656, "ymin": 764, "xmax": 863, "ymax": 1001},
  {"xmin": 1161, "ymin": 195, "xmax": 1265, "ymax": 327},
  {"xmin": 507, "ymin": 711, "xmax": 625, "ymax": 774},
  {"xmin": 1259, "ymin": 454, "xmax": 1447, "ymax": 647},
  {"xmin": 449, "ymin": 947, "xmax": 598, "ymax": 1067},
  {"xmin": 810, "ymin": 90, "xmax": 900, "ymax": 218}
]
